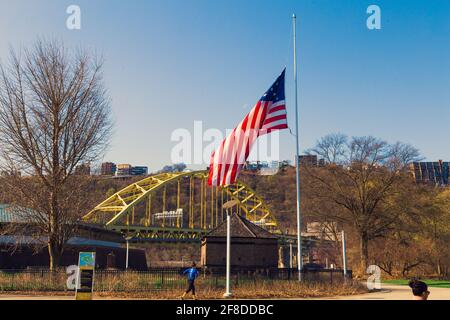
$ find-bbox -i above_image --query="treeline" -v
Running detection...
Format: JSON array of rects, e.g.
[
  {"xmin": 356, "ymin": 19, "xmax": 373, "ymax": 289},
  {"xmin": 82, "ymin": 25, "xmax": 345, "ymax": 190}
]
[{"xmin": 243, "ymin": 134, "xmax": 450, "ymax": 278}]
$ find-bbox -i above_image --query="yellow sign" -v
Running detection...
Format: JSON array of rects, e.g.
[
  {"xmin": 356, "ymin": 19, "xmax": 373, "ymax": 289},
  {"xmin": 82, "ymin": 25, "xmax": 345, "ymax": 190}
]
[{"xmin": 75, "ymin": 252, "xmax": 96, "ymax": 300}]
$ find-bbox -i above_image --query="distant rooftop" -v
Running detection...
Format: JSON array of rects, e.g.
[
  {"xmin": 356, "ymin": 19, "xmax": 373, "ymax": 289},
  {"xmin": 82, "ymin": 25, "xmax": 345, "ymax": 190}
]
[
  {"xmin": 0, "ymin": 235, "xmax": 121, "ymax": 248},
  {"xmin": 206, "ymin": 213, "xmax": 277, "ymax": 239},
  {"xmin": 0, "ymin": 204, "xmax": 39, "ymax": 223}
]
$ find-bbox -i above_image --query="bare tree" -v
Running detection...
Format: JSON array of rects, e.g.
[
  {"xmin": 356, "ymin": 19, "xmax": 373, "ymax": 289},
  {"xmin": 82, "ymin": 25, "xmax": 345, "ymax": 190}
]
[
  {"xmin": 304, "ymin": 135, "xmax": 421, "ymax": 271},
  {"xmin": 305, "ymin": 133, "xmax": 348, "ymax": 164},
  {"xmin": 0, "ymin": 40, "xmax": 112, "ymax": 269}
]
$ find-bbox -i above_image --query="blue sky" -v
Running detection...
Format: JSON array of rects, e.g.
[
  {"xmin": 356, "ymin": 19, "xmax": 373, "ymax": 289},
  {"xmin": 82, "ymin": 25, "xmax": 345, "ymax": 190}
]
[{"xmin": 0, "ymin": 0, "xmax": 449, "ymax": 171}]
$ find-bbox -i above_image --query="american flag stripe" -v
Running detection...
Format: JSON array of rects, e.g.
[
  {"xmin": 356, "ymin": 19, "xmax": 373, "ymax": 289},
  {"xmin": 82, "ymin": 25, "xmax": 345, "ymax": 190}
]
[
  {"xmin": 264, "ymin": 114, "xmax": 287, "ymax": 125},
  {"xmin": 230, "ymin": 102, "xmax": 265, "ymax": 184},
  {"xmin": 268, "ymin": 104, "xmax": 286, "ymax": 114},
  {"xmin": 265, "ymin": 123, "xmax": 288, "ymax": 132},
  {"xmin": 208, "ymin": 69, "xmax": 288, "ymax": 186}
]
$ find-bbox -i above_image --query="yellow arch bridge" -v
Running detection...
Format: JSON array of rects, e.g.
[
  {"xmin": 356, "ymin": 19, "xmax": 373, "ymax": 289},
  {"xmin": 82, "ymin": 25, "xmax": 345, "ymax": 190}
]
[{"xmin": 82, "ymin": 170, "xmax": 300, "ymax": 245}]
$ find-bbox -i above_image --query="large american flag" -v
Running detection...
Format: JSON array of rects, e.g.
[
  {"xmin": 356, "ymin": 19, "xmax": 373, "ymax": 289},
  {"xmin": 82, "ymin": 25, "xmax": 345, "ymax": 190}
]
[{"xmin": 208, "ymin": 69, "xmax": 288, "ymax": 186}]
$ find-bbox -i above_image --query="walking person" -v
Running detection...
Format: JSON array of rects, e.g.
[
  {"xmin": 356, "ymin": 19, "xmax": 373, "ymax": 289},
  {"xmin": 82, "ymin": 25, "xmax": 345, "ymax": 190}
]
[
  {"xmin": 409, "ymin": 279, "xmax": 430, "ymax": 300},
  {"xmin": 181, "ymin": 262, "xmax": 199, "ymax": 300}
]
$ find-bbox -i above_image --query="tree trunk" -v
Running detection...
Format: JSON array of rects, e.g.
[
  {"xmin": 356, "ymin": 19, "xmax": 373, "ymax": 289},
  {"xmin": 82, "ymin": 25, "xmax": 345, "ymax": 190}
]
[
  {"xmin": 437, "ymin": 259, "xmax": 442, "ymax": 277},
  {"xmin": 48, "ymin": 239, "xmax": 61, "ymax": 271},
  {"xmin": 359, "ymin": 232, "xmax": 369, "ymax": 272},
  {"xmin": 49, "ymin": 191, "xmax": 61, "ymax": 271}
]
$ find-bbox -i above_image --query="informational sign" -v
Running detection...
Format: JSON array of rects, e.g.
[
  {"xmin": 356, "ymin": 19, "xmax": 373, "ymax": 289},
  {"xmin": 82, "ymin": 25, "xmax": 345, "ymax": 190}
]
[{"xmin": 75, "ymin": 252, "xmax": 96, "ymax": 300}]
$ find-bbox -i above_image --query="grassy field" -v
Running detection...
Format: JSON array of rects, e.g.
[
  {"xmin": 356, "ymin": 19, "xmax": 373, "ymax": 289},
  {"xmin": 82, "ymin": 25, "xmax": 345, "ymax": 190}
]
[
  {"xmin": 383, "ymin": 279, "xmax": 450, "ymax": 289},
  {"xmin": 0, "ymin": 270, "xmax": 367, "ymax": 298},
  {"xmin": 0, "ymin": 280, "xmax": 367, "ymax": 299}
]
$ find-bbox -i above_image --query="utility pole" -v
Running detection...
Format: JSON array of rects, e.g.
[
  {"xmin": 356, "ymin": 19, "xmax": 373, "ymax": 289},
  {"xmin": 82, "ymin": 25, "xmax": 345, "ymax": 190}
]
[
  {"xmin": 125, "ymin": 235, "xmax": 133, "ymax": 270},
  {"xmin": 222, "ymin": 200, "xmax": 238, "ymax": 298},
  {"xmin": 342, "ymin": 230, "xmax": 348, "ymax": 277}
]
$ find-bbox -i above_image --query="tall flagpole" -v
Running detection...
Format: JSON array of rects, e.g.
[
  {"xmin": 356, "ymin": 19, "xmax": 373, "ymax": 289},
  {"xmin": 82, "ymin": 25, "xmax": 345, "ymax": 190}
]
[{"xmin": 293, "ymin": 13, "xmax": 303, "ymax": 281}]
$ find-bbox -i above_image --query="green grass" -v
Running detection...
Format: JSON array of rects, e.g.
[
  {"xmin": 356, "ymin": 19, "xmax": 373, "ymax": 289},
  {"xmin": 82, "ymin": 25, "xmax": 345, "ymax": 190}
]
[{"xmin": 383, "ymin": 279, "xmax": 450, "ymax": 289}]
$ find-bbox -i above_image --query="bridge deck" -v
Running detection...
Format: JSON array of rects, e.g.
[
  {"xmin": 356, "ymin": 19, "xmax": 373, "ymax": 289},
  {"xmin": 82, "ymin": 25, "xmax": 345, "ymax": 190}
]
[{"xmin": 107, "ymin": 224, "xmax": 316, "ymax": 246}]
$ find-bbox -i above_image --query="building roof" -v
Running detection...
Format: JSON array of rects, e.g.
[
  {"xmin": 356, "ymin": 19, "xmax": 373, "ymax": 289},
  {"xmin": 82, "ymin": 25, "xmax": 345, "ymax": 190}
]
[
  {"xmin": 0, "ymin": 204, "xmax": 40, "ymax": 223},
  {"xmin": 0, "ymin": 235, "xmax": 121, "ymax": 248},
  {"xmin": 0, "ymin": 204, "xmax": 11, "ymax": 223},
  {"xmin": 206, "ymin": 213, "xmax": 277, "ymax": 239}
]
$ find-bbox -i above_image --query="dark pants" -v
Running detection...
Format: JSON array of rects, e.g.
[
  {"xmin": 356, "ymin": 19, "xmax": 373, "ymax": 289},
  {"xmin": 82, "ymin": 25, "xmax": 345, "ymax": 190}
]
[{"xmin": 185, "ymin": 279, "xmax": 196, "ymax": 295}]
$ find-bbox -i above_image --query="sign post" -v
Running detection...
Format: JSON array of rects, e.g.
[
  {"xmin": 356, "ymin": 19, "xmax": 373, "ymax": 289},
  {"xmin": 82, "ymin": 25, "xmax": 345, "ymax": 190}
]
[
  {"xmin": 341, "ymin": 230, "xmax": 348, "ymax": 278},
  {"xmin": 75, "ymin": 252, "xmax": 96, "ymax": 300}
]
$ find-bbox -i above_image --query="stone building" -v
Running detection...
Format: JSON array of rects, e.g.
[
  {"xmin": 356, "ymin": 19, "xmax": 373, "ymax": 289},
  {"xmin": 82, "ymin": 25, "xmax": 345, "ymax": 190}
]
[{"xmin": 200, "ymin": 213, "xmax": 278, "ymax": 269}]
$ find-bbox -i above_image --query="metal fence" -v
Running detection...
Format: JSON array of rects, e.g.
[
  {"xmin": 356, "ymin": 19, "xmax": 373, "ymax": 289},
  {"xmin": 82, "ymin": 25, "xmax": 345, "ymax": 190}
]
[
  {"xmin": 204, "ymin": 267, "xmax": 352, "ymax": 287},
  {"xmin": 0, "ymin": 268, "xmax": 351, "ymax": 292}
]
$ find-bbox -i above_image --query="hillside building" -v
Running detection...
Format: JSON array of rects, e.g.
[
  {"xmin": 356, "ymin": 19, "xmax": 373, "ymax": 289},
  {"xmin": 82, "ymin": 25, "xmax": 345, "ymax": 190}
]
[
  {"xmin": 201, "ymin": 213, "xmax": 278, "ymax": 269},
  {"xmin": 410, "ymin": 160, "xmax": 449, "ymax": 186},
  {"xmin": 101, "ymin": 162, "xmax": 117, "ymax": 176}
]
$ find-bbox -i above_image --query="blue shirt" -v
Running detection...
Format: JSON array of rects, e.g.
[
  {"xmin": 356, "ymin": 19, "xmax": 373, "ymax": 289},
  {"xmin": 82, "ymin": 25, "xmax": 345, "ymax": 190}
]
[{"xmin": 183, "ymin": 267, "xmax": 199, "ymax": 281}]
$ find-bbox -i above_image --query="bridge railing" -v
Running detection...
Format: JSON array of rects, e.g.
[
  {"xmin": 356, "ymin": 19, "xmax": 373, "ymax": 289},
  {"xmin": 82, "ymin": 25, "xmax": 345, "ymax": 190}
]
[{"xmin": 0, "ymin": 268, "xmax": 351, "ymax": 292}]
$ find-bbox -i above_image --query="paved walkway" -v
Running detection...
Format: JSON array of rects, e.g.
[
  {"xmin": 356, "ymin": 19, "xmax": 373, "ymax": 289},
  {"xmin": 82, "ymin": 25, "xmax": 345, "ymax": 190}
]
[
  {"xmin": 0, "ymin": 284, "xmax": 449, "ymax": 300},
  {"xmin": 325, "ymin": 284, "xmax": 450, "ymax": 300},
  {"xmin": 0, "ymin": 294, "xmax": 73, "ymax": 300}
]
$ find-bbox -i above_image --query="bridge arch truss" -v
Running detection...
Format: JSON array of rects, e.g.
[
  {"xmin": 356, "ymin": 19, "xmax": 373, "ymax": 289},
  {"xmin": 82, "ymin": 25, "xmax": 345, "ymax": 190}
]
[{"xmin": 82, "ymin": 171, "xmax": 281, "ymax": 240}]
